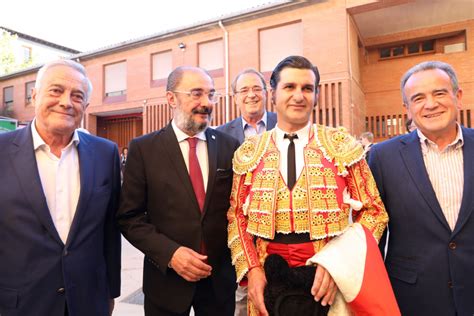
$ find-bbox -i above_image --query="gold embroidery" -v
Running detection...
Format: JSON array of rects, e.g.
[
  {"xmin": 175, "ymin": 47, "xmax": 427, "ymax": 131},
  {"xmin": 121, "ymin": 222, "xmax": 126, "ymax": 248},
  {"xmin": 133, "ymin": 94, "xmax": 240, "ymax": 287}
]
[
  {"xmin": 233, "ymin": 132, "xmax": 272, "ymax": 175},
  {"xmin": 245, "ymin": 134, "xmax": 349, "ymax": 240},
  {"xmin": 227, "ymin": 125, "xmax": 389, "ymax": 283},
  {"xmin": 315, "ymin": 124, "xmax": 365, "ymax": 176}
]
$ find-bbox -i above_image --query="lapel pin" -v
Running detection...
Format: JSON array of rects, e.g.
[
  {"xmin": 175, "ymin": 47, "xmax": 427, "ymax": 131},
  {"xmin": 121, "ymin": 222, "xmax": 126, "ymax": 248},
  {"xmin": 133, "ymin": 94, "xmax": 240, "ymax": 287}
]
[{"xmin": 211, "ymin": 135, "xmax": 216, "ymax": 140}]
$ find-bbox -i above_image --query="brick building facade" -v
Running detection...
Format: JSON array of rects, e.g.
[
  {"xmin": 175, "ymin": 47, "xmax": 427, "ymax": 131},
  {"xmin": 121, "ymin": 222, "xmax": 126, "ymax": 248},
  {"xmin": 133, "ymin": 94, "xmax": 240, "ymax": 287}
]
[{"xmin": 1, "ymin": 0, "xmax": 473, "ymax": 148}]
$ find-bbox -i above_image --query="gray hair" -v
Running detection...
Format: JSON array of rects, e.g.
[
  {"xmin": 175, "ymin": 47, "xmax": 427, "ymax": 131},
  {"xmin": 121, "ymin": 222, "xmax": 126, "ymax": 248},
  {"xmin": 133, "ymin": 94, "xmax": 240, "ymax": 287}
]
[
  {"xmin": 400, "ymin": 61, "xmax": 459, "ymax": 104},
  {"xmin": 166, "ymin": 66, "xmax": 213, "ymax": 92},
  {"xmin": 35, "ymin": 59, "xmax": 93, "ymax": 103},
  {"xmin": 231, "ymin": 68, "xmax": 267, "ymax": 94},
  {"xmin": 360, "ymin": 131, "xmax": 374, "ymax": 142}
]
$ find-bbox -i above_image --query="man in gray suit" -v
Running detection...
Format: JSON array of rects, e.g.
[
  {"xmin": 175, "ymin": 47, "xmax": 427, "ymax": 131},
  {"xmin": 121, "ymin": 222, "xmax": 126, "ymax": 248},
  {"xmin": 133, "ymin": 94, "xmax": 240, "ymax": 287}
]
[
  {"xmin": 217, "ymin": 68, "xmax": 276, "ymax": 144},
  {"xmin": 217, "ymin": 68, "xmax": 276, "ymax": 316}
]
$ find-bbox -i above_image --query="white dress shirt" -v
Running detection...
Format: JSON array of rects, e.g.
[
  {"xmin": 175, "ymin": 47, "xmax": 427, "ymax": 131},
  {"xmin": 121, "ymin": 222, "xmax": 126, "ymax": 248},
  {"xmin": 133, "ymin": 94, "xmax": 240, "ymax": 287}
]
[
  {"xmin": 417, "ymin": 125, "xmax": 464, "ymax": 230},
  {"xmin": 32, "ymin": 121, "xmax": 81, "ymax": 243},
  {"xmin": 242, "ymin": 111, "xmax": 268, "ymax": 139},
  {"xmin": 172, "ymin": 120, "xmax": 209, "ymax": 191},
  {"xmin": 274, "ymin": 122, "xmax": 311, "ymax": 186}
]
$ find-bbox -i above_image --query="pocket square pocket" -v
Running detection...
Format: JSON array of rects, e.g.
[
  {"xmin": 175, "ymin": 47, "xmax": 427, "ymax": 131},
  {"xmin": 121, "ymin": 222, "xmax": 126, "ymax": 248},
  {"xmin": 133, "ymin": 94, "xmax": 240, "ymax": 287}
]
[
  {"xmin": 216, "ymin": 168, "xmax": 231, "ymax": 172},
  {"xmin": 216, "ymin": 168, "xmax": 233, "ymax": 178},
  {"xmin": 0, "ymin": 286, "xmax": 18, "ymax": 309}
]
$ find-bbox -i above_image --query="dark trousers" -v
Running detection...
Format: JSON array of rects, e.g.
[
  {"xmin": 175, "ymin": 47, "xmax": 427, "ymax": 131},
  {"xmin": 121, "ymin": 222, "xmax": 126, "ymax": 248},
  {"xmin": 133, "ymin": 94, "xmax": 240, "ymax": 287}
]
[{"xmin": 144, "ymin": 277, "xmax": 234, "ymax": 316}]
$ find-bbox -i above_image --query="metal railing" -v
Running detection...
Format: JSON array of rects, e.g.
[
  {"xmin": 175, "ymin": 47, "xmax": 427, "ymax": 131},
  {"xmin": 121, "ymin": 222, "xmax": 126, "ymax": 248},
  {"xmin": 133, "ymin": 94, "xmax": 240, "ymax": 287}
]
[
  {"xmin": 143, "ymin": 80, "xmax": 345, "ymax": 134},
  {"xmin": 366, "ymin": 107, "xmax": 473, "ymax": 141}
]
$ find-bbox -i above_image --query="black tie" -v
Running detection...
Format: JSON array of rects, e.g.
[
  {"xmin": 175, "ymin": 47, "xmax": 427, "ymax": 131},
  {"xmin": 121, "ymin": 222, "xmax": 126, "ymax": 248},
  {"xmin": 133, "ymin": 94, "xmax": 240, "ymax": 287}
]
[{"xmin": 284, "ymin": 133, "xmax": 298, "ymax": 190}]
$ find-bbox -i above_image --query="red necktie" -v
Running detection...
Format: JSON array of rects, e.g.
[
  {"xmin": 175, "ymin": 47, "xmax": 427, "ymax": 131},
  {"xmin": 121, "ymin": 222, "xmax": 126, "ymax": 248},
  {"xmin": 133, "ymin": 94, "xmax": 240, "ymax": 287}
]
[{"xmin": 187, "ymin": 137, "xmax": 205, "ymax": 212}]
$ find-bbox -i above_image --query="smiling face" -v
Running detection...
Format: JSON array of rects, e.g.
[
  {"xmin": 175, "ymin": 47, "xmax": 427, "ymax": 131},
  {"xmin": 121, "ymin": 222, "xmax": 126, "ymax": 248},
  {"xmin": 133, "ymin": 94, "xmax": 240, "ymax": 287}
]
[
  {"xmin": 167, "ymin": 68, "xmax": 214, "ymax": 136},
  {"xmin": 234, "ymin": 72, "xmax": 267, "ymax": 121},
  {"xmin": 403, "ymin": 68, "xmax": 462, "ymax": 144},
  {"xmin": 33, "ymin": 65, "xmax": 89, "ymax": 141},
  {"xmin": 272, "ymin": 67, "xmax": 317, "ymax": 132}
]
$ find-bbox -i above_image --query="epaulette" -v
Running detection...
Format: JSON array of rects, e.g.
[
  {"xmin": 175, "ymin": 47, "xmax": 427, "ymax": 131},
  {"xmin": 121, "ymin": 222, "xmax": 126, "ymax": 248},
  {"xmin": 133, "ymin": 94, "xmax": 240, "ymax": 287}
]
[
  {"xmin": 232, "ymin": 131, "xmax": 272, "ymax": 175},
  {"xmin": 314, "ymin": 124, "xmax": 365, "ymax": 176}
]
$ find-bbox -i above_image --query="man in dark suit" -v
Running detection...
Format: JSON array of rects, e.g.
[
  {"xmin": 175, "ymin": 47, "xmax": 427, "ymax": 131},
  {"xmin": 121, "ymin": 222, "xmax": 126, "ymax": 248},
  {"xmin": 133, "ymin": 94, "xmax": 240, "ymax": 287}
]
[
  {"xmin": 369, "ymin": 61, "xmax": 474, "ymax": 315},
  {"xmin": 217, "ymin": 68, "xmax": 276, "ymax": 144},
  {"xmin": 118, "ymin": 66, "xmax": 239, "ymax": 316},
  {"xmin": 0, "ymin": 60, "xmax": 121, "ymax": 316}
]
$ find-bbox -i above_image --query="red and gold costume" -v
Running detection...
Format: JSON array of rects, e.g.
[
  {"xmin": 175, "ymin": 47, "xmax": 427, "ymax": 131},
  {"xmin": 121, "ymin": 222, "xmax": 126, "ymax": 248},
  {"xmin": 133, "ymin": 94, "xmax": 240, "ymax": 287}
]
[{"xmin": 227, "ymin": 125, "xmax": 388, "ymax": 302}]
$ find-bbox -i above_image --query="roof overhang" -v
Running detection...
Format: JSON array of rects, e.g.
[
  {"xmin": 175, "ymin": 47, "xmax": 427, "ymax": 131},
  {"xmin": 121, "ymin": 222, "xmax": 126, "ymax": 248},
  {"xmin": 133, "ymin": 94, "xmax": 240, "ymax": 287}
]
[
  {"xmin": 348, "ymin": 0, "xmax": 474, "ymax": 45},
  {"xmin": 1, "ymin": 0, "xmax": 317, "ymax": 81}
]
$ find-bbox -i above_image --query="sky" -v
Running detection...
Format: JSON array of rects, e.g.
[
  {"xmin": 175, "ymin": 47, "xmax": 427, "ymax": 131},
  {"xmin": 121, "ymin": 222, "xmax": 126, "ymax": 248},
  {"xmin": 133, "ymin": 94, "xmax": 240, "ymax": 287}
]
[{"xmin": 2, "ymin": 0, "xmax": 281, "ymax": 52}]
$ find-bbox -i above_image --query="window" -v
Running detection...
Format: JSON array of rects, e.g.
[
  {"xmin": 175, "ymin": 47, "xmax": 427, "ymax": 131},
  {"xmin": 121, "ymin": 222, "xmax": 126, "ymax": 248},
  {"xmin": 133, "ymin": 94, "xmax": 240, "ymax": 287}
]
[
  {"xmin": 22, "ymin": 46, "xmax": 32, "ymax": 63},
  {"xmin": 444, "ymin": 43, "xmax": 465, "ymax": 54},
  {"xmin": 259, "ymin": 22, "xmax": 303, "ymax": 73},
  {"xmin": 25, "ymin": 81, "xmax": 35, "ymax": 104},
  {"xmin": 152, "ymin": 50, "xmax": 172, "ymax": 85},
  {"xmin": 379, "ymin": 40, "xmax": 435, "ymax": 59},
  {"xmin": 392, "ymin": 46, "xmax": 404, "ymax": 56},
  {"xmin": 3, "ymin": 86, "xmax": 13, "ymax": 108},
  {"xmin": 104, "ymin": 62, "xmax": 127, "ymax": 98},
  {"xmin": 198, "ymin": 39, "xmax": 224, "ymax": 72}
]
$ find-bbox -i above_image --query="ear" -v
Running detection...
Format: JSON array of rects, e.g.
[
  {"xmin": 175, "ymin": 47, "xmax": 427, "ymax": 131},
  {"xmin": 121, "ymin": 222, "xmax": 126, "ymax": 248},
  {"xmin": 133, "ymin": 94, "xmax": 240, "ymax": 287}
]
[
  {"xmin": 455, "ymin": 88, "xmax": 463, "ymax": 110},
  {"xmin": 31, "ymin": 88, "xmax": 37, "ymax": 105},
  {"xmin": 166, "ymin": 91, "xmax": 177, "ymax": 109},
  {"xmin": 270, "ymin": 88, "xmax": 276, "ymax": 106},
  {"xmin": 403, "ymin": 102, "xmax": 411, "ymax": 117}
]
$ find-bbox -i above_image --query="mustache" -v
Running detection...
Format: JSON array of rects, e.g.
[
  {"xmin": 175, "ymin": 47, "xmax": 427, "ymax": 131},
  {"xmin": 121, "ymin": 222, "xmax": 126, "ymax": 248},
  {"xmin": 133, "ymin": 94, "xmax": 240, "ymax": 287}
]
[{"xmin": 192, "ymin": 106, "xmax": 212, "ymax": 115}]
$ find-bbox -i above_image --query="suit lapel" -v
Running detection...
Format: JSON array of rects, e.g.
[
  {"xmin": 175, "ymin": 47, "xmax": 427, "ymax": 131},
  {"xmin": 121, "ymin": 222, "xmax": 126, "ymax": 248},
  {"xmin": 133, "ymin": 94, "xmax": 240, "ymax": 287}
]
[
  {"xmin": 400, "ymin": 133, "xmax": 451, "ymax": 231},
  {"xmin": 203, "ymin": 128, "xmax": 217, "ymax": 217},
  {"xmin": 453, "ymin": 127, "xmax": 474, "ymax": 235},
  {"xmin": 66, "ymin": 133, "xmax": 94, "ymax": 246},
  {"xmin": 162, "ymin": 124, "xmax": 201, "ymax": 214},
  {"xmin": 267, "ymin": 112, "xmax": 277, "ymax": 130},
  {"xmin": 9, "ymin": 126, "xmax": 63, "ymax": 245}
]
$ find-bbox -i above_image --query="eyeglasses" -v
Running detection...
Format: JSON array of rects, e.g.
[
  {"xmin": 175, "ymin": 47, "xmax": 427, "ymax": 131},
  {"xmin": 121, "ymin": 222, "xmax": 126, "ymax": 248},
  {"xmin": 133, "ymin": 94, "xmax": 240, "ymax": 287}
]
[
  {"xmin": 235, "ymin": 86, "xmax": 265, "ymax": 96},
  {"xmin": 172, "ymin": 89, "xmax": 221, "ymax": 103}
]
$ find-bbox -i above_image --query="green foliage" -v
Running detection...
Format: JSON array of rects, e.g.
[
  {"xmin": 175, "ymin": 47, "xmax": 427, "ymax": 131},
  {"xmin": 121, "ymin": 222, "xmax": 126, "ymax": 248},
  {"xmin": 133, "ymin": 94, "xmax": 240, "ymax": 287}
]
[
  {"xmin": 0, "ymin": 105, "xmax": 14, "ymax": 118},
  {"xmin": 0, "ymin": 28, "xmax": 36, "ymax": 76}
]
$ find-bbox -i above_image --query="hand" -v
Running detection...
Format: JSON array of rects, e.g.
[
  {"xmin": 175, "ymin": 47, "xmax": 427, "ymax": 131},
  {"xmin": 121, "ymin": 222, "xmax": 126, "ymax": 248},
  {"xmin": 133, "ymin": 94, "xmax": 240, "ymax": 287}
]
[
  {"xmin": 247, "ymin": 267, "xmax": 269, "ymax": 316},
  {"xmin": 311, "ymin": 265, "xmax": 337, "ymax": 306},
  {"xmin": 109, "ymin": 299, "xmax": 115, "ymax": 315},
  {"xmin": 169, "ymin": 247, "xmax": 212, "ymax": 282}
]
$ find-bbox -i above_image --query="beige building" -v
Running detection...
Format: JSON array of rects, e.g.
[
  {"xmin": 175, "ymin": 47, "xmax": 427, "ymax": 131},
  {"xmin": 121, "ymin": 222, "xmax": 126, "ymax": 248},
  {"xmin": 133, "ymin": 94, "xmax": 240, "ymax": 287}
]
[{"xmin": 1, "ymin": 0, "xmax": 473, "ymax": 149}]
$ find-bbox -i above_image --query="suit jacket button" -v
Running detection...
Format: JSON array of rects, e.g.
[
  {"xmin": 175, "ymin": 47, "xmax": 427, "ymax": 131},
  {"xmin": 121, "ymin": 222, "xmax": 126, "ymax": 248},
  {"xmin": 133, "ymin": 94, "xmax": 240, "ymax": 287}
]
[
  {"xmin": 449, "ymin": 242, "xmax": 457, "ymax": 250},
  {"xmin": 57, "ymin": 287, "xmax": 65, "ymax": 294}
]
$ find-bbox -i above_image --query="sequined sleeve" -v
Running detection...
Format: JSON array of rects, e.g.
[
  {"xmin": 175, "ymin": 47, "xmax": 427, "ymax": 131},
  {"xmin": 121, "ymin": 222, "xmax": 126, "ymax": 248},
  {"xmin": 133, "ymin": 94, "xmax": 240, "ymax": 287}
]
[
  {"xmin": 346, "ymin": 159, "xmax": 388, "ymax": 242},
  {"xmin": 227, "ymin": 171, "xmax": 261, "ymax": 282}
]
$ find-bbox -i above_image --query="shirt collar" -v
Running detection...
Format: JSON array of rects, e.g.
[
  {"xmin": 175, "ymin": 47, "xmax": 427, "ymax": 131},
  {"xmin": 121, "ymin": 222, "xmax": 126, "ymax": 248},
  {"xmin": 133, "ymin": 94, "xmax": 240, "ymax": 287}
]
[
  {"xmin": 31, "ymin": 118, "xmax": 80, "ymax": 151},
  {"xmin": 274, "ymin": 122, "xmax": 311, "ymax": 144},
  {"xmin": 241, "ymin": 111, "xmax": 267, "ymax": 130},
  {"xmin": 171, "ymin": 119, "xmax": 207, "ymax": 143},
  {"xmin": 417, "ymin": 123, "xmax": 464, "ymax": 152}
]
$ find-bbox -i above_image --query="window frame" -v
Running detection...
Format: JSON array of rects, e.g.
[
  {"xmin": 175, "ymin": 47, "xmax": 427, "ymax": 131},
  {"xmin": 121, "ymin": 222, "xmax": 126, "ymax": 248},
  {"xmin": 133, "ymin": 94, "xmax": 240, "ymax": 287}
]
[
  {"xmin": 25, "ymin": 81, "xmax": 35, "ymax": 105},
  {"xmin": 103, "ymin": 61, "xmax": 127, "ymax": 103},
  {"xmin": 151, "ymin": 50, "xmax": 173, "ymax": 87},
  {"xmin": 198, "ymin": 38, "xmax": 224, "ymax": 77},
  {"xmin": 3, "ymin": 86, "xmax": 14, "ymax": 108}
]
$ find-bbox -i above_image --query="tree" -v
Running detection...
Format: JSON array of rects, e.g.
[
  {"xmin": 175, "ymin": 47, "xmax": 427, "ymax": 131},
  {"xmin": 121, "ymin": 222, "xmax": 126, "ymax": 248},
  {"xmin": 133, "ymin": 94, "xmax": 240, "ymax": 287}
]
[{"xmin": 0, "ymin": 28, "xmax": 36, "ymax": 76}]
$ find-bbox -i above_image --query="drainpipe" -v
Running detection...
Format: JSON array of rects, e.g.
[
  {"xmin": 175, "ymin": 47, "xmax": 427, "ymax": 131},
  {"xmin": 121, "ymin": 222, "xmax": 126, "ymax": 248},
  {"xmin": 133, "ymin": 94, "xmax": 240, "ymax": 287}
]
[
  {"xmin": 218, "ymin": 20, "xmax": 230, "ymax": 122},
  {"xmin": 346, "ymin": 14, "xmax": 354, "ymax": 134}
]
